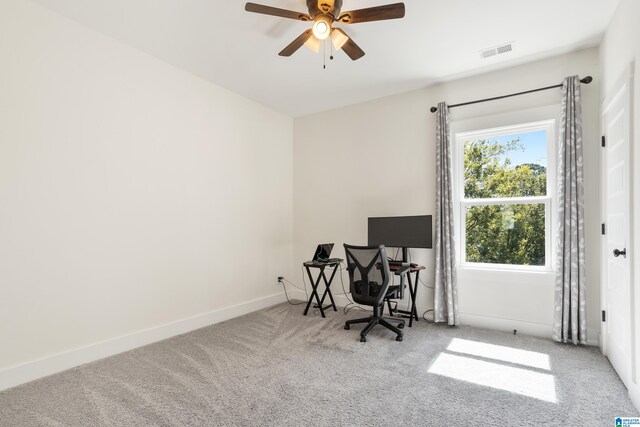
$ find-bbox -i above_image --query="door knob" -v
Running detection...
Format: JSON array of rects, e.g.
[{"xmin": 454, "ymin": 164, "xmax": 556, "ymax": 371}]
[{"xmin": 614, "ymin": 248, "xmax": 627, "ymax": 258}]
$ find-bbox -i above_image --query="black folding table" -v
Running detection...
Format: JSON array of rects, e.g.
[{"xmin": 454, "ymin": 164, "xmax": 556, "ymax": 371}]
[{"xmin": 302, "ymin": 260, "xmax": 342, "ymax": 318}]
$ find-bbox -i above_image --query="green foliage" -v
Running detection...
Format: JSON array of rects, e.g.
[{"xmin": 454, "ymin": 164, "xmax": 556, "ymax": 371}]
[{"xmin": 464, "ymin": 138, "xmax": 547, "ymax": 266}]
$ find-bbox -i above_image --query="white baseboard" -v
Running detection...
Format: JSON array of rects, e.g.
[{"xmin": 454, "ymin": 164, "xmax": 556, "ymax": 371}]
[
  {"xmin": 629, "ymin": 382, "xmax": 640, "ymax": 412},
  {"xmin": 0, "ymin": 292, "xmax": 286, "ymax": 392},
  {"xmin": 457, "ymin": 312, "xmax": 600, "ymax": 346},
  {"xmin": 458, "ymin": 312, "xmax": 553, "ymax": 339},
  {"xmin": 461, "ymin": 311, "xmax": 602, "ymax": 344},
  {"xmin": 587, "ymin": 330, "xmax": 601, "ymax": 347}
]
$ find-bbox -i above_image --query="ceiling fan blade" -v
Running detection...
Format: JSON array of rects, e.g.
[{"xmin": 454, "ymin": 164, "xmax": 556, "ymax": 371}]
[
  {"xmin": 279, "ymin": 29, "xmax": 314, "ymax": 57},
  {"xmin": 245, "ymin": 3, "xmax": 311, "ymax": 21},
  {"xmin": 337, "ymin": 2, "xmax": 405, "ymax": 24},
  {"xmin": 336, "ymin": 30, "xmax": 365, "ymax": 60}
]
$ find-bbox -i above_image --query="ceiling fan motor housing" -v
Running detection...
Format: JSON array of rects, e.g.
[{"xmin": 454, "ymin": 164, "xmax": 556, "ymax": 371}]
[{"xmin": 307, "ymin": 0, "xmax": 343, "ymax": 18}]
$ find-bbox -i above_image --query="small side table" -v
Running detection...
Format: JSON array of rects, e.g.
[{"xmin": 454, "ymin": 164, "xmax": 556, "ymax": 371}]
[
  {"xmin": 302, "ymin": 260, "xmax": 342, "ymax": 318},
  {"xmin": 388, "ymin": 264, "xmax": 426, "ymax": 327}
]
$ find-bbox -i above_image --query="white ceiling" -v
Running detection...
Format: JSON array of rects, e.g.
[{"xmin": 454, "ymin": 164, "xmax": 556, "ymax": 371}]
[{"xmin": 32, "ymin": 0, "xmax": 619, "ymax": 117}]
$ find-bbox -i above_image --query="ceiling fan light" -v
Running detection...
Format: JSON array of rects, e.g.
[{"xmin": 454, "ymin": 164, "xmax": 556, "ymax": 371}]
[
  {"xmin": 304, "ymin": 35, "xmax": 321, "ymax": 53},
  {"xmin": 312, "ymin": 15, "xmax": 332, "ymax": 40},
  {"xmin": 330, "ymin": 28, "xmax": 349, "ymax": 51}
]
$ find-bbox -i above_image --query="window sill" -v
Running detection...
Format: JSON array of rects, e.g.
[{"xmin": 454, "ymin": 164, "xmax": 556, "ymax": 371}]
[{"xmin": 458, "ymin": 264, "xmax": 555, "ymax": 276}]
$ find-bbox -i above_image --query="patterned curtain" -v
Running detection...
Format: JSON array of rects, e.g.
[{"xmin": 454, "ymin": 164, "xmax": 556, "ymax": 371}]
[
  {"xmin": 434, "ymin": 102, "xmax": 458, "ymax": 325},
  {"xmin": 553, "ymin": 76, "xmax": 587, "ymax": 344}
]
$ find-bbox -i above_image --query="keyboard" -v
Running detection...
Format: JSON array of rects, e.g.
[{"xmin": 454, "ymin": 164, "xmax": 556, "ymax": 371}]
[{"xmin": 316, "ymin": 258, "xmax": 342, "ymax": 264}]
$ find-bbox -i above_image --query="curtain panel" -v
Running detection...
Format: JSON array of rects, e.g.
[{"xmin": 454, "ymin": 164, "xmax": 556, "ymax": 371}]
[
  {"xmin": 553, "ymin": 75, "xmax": 587, "ymax": 345},
  {"xmin": 434, "ymin": 102, "xmax": 458, "ymax": 325}
]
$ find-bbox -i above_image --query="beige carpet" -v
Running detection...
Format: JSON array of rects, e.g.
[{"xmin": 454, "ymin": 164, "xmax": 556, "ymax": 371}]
[{"xmin": 0, "ymin": 302, "xmax": 637, "ymax": 426}]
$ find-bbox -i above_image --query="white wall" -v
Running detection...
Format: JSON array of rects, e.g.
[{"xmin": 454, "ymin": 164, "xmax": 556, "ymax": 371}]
[
  {"xmin": 0, "ymin": 0, "xmax": 293, "ymax": 380},
  {"xmin": 293, "ymin": 48, "xmax": 600, "ymax": 341},
  {"xmin": 599, "ymin": 0, "xmax": 640, "ymax": 409}
]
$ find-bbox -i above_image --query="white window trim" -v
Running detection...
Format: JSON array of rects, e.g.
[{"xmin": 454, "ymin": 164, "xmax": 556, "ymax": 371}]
[{"xmin": 454, "ymin": 119, "xmax": 557, "ymax": 273}]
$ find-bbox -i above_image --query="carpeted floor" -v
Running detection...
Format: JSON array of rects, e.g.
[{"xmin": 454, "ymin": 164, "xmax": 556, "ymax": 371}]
[{"xmin": 0, "ymin": 302, "xmax": 637, "ymax": 426}]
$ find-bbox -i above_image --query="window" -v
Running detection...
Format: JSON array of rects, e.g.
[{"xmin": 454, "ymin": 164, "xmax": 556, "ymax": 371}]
[{"xmin": 455, "ymin": 120, "xmax": 555, "ymax": 271}]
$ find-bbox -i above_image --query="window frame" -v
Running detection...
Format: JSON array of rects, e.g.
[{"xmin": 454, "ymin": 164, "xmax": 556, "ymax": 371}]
[{"xmin": 454, "ymin": 120, "xmax": 557, "ymax": 273}]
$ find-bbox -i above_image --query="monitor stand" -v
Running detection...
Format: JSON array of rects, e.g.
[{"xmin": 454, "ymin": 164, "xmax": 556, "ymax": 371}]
[{"xmin": 389, "ymin": 247, "xmax": 409, "ymax": 266}]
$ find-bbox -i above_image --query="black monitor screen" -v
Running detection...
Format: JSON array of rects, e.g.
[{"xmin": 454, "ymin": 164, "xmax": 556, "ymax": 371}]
[{"xmin": 368, "ymin": 215, "xmax": 433, "ymax": 249}]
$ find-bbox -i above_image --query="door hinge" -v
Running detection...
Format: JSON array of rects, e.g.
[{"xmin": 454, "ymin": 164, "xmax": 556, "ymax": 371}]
[
  {"xmin": 602, "ymin": 310, "xmax": 606, "ymax": 322},
  {"xmin": 602, "ymin": 223, "xmax": 606, "ymax": 235},
  {"xmin": 602, "ymin": 136, "xmax": 606, "ymax": 147}
]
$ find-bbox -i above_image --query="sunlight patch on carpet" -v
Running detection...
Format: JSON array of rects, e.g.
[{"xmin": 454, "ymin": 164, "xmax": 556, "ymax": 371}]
[
  {"xmin": 447, "ymin": 338, "xmax": 551, "ymax": 370},
  {"xmin": 428, "ymin": 353, "xmax": 557, "ymax": 403}
]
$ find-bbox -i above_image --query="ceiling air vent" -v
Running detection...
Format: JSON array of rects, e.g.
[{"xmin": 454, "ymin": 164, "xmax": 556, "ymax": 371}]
[
  {"xmin": 481, "ymin": 48, "xmax": 497, "ymax": 59},
  {"xmin": 497, "ymin": 43, "xmax": 513, "ymax": 54},
  {"xmin": 480, "ymin": 42, "xmax": 514, "ymax": 59}
]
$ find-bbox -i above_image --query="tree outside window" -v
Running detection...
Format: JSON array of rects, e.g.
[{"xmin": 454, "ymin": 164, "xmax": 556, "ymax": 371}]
[{"xmin": 456, "ymin": 121, "xmax": 555, "ymax": 270}]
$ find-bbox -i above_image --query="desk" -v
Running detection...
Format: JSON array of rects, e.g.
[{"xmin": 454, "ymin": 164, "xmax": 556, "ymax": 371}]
[
  {"xmin": 302, "ymin": 260, "xmax": 342, "ymax": 318},
  {"xmin": 388, "ymin": 264, "xmax": 426, "ymax": 327}
]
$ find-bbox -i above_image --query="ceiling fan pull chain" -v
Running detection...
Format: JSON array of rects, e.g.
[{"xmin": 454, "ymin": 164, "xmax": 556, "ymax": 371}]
[{"xmin": 323, "ymin": 39, "xmax": 326, "ymax": 69}]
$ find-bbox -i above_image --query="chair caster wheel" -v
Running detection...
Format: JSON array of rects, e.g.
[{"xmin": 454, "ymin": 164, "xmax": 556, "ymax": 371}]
[
  {"xmin": 398, "ymin": 323, "xmax": 405, "ymax": 329},
  {"xmin": 360, "ymin": 336, "xmax": 367, "ymax": 343},
  {"xmin": 344, "ymin": 325, "xmax": 350, "ymax": 330},
  {"xmin": 396, "ymin": 335, "xmax": 403, "ymax": 342}
]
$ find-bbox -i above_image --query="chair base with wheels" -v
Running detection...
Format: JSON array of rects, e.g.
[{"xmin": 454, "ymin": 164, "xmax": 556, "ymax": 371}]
[{"xmin": 344, "ymin": 304, "xmax": 404, "ymax": 342}]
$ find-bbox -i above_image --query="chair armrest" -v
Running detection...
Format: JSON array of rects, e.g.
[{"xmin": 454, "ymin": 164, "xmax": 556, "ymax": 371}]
[{"xmin": 394, "ymin": 266, "xmax": 411, "ymax": 276}]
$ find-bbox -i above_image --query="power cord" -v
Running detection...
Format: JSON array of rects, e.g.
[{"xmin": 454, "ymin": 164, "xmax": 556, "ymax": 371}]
[
  {"xmin": 280, "ymin": 279, "xmax": 306, "ymax": 306},
  {"xmin": 279, "ymin": 276, "xmax": 308, "ymax": 306},
  {"xmin": 404, "ymin": 249, "xmax": 436, "ymax": 322},
  {"xmin": 344, "ymin": 304, "xmax": 370, "ymax": 315},
  {"xmin": 336, "ymin": 261, "xmax": 369, "ymax": 315},
  {"xmin": 419, "ymin": 276, "xmax": 434, "ymax": 289},
  {"xmin": 289, "ymin": 260, "xmax": 378, "ymax": 316},
  {"xmin": 299, "ymin": 267, "xmax": 323, "ymax": 316},
  {"xmin": 283, "ymin": 277, "xmax": 308, "ymax": 295},
  {"xmin": 422, "ymin": 309, "xmax": 435, "ymax": 323},
  {"xmin": 331, "ymin": 261, "xmax": 352, "ymax": 298},
  {"xmin": 296, "ymin": 267, "xmax": 310, "ymax": 300}
]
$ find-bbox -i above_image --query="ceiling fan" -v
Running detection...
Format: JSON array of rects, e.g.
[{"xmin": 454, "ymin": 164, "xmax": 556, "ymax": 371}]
[{"xmin": 245, "ymin": 0, "xmax": 406, "ymax": 61}]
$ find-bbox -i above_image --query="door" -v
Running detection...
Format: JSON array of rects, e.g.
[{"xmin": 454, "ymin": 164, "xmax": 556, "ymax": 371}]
[{"xmin": 601, "ymin": 69, "xmax": 633, "ymax": 388}]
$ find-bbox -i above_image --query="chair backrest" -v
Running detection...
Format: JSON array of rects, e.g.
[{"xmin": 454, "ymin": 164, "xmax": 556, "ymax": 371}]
[{"xmin": 343, "ymin": 244, "xmax": 390, "ymax": 307}]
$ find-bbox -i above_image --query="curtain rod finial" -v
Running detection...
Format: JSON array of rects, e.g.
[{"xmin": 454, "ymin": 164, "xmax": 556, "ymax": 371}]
[
  {"xmin": 581, "ymin": 76, "xmax": 593, "ymax": 84},
  {"xmin": 430, "ymin": 106, "xmax": 438, "ymax": 113}
]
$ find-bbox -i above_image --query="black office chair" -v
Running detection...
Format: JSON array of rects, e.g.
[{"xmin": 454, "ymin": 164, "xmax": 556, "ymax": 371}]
[{"xmin": 343, "ymin": 244, "xmax": 410, "ymax": 342}]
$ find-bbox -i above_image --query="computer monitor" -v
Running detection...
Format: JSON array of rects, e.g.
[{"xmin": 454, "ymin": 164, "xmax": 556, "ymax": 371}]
[{"xmin": 368, "ymin": 215, "xmax": 433, "ymax": 261}]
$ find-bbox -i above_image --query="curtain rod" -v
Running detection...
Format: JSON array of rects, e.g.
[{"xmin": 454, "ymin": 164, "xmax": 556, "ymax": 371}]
[{"xmin": 429, "ymin": 76, "xmax": 593, "ymax": 113}]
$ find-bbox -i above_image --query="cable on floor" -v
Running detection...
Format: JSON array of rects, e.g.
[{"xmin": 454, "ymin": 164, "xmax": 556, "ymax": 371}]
[
  {"xmin": 337, "ymin": 261, "xmax": 369, "ymax": 315},
  {"xmin": 422, "ymin": 309, "xmax": 435, "ymax": 323}
]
